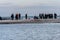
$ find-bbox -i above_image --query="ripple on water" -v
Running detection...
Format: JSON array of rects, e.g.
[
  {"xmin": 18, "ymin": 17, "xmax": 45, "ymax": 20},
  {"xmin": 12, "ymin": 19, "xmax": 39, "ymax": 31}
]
[{"xmin": 0, "ymin": 23, "xmax": 60, "ymax": 40}]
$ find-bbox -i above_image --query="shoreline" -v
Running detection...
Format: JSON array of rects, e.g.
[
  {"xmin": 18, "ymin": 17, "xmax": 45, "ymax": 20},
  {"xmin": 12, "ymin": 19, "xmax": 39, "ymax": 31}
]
[{"xmin": 0, "ymin": 19, "xmax": 60, "ymax": 24}]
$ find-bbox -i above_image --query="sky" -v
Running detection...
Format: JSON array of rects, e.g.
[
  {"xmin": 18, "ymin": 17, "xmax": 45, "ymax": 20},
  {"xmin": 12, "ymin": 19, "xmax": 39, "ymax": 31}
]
[
  {"xmin": 0, "ymin": 0, "xmax": 60, "ymax": 7},
  {"xmin": 0, "ymin": 0, "xmax": 60, "ymax": 16}
]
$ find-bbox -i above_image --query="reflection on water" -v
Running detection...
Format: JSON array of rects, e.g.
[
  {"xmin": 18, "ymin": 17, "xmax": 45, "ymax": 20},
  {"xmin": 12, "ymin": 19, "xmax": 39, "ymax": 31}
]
[{"xmin": 0, "ymin": 23, "xmax": 60, "ymax": 40}]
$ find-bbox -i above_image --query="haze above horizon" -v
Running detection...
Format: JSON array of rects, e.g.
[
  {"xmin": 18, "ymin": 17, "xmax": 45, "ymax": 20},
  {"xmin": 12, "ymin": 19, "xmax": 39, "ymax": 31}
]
[
  {"xmin": 0, "ymin": 0, "xmax": 60, "ymax": 7},
  {"xmin": 0, "ymin": 0, "xmax": 60, "ymax": 16}
]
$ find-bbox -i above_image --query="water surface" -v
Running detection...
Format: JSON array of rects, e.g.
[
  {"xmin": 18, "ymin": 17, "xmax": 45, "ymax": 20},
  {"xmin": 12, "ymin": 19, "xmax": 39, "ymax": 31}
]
[{"xmin": 0, "ymin": 23, "xmax": 60, "ymax": 40}]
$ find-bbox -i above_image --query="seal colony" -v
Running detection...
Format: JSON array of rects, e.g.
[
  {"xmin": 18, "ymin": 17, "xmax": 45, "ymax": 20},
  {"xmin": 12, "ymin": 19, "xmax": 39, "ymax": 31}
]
[{"xmin": 0, "ymin": 13, "xmax": 58, "ymax": 24}]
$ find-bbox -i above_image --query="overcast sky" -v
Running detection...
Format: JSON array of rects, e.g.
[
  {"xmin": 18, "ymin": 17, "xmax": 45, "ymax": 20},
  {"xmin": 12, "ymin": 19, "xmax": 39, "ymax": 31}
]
[
  {"xmin": 0, "ymin": 0, "xmax": 60, "ymax": 7},
  {"xmin": 0, "ymin": 0, "xmax": 60, "ymax": 16}
]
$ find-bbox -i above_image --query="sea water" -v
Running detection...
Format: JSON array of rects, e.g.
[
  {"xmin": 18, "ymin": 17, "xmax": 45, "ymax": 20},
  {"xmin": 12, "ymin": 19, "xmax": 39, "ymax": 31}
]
[{"xmin": 0, "ymin": 23, "xmax": 60, "ymax": 40}]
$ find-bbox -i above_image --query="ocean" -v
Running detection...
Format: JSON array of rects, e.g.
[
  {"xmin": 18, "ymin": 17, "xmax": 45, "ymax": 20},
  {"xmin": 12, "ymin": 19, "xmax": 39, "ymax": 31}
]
[{"xmin": 0, "ymin": 23, "xmax": 60, "ymax": 40}]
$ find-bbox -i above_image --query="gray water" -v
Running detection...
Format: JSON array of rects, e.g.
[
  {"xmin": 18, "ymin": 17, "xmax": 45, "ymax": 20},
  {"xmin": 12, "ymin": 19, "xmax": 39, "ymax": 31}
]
[{"xmin": 0, "ymin": 23, "xmax": 60, "ymax": 40}]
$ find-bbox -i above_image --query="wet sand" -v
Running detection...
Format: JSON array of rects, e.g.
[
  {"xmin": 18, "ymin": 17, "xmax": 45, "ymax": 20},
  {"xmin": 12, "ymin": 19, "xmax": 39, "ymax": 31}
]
[{"xmin": 0, "ymin": 19, "xmax": 60, "ymax": 24}]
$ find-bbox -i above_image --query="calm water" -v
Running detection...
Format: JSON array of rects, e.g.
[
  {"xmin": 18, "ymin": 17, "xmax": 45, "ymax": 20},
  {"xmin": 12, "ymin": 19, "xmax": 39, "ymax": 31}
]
[{"xmin": 0, "ymin": 23, "xmax": 60, "ymax": 40}]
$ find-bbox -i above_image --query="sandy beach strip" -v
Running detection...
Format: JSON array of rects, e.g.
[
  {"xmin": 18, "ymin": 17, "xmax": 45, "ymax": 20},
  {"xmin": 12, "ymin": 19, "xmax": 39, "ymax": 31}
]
[{"xmin": 0, "ymin": 19, "xmax": 59, "ymax": 24}]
